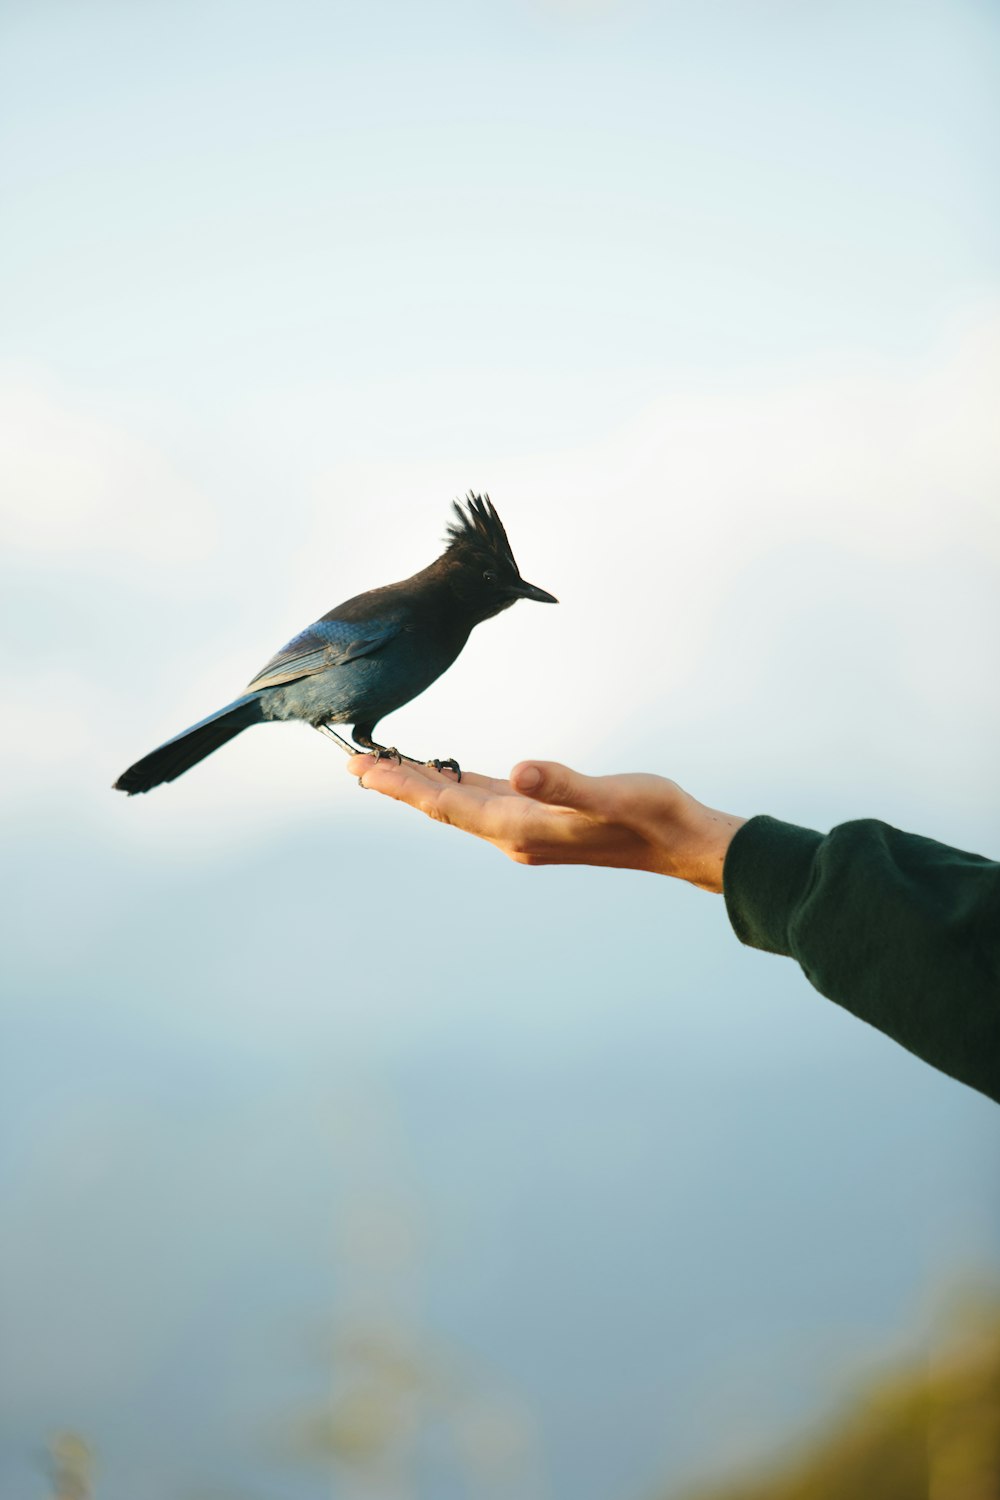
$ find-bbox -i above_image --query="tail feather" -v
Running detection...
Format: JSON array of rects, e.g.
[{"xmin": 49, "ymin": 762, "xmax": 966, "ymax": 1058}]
[{"xmin": 113, "ymin": 695, "xmax": 265, "ymax": 795}]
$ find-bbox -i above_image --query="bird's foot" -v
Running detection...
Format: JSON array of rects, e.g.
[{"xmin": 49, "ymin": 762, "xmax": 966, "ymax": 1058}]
[
  {"xmin": 427, "ymin": 757, "xmax": 462, "ymax": 781},
  {"xmin": 370, "ymin": 745, "xmax": 403, "ymax": 767},
  {"xmin": 349, "ymin": 735, "xmax": 458, "ymax": 779}
]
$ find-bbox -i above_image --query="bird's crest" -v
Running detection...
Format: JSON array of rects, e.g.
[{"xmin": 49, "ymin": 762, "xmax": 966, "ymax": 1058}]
[{"xmin": 445, "ymin": 493, "xmax": 518, "ymax": 571}]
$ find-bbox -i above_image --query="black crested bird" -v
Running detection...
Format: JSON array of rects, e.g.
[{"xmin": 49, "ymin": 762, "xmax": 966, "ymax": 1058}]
[{"xmin": 113, "ymin": 493, "xmax": 557, "ymax": 795}]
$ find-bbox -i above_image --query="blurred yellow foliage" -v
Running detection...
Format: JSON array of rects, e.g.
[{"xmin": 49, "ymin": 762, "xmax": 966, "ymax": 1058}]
[
  {"xmin": 673, "ymin": 1314, "xmax": 1000, "ymax": 1500},
  {"xmin": 47, "ymin": 1432, "xmax": 92, "ymax": 1500}
]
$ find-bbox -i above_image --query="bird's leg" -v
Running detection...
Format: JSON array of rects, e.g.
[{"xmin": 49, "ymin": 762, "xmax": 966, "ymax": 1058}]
[
  {"xmin": 315, "ymin": 721, "xmax": 357, "ymax": 754},
  {"xmin": 315, "ymin": 721, "xmax": 396, "ymax": 789}
]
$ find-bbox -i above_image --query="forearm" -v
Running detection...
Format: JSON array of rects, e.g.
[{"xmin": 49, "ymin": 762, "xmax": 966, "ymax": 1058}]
[
  {"xmin": 723, "ymin": 816, "xmax": 1000, "ymax": 1104},
  {"xmin": 348, "ymin": 754, "xmax": 999, "ymax": 1098}
]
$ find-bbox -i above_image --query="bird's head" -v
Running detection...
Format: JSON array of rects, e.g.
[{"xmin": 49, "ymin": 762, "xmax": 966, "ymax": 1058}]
[{"xmin": 442, "ymin": 493, "xmax": 558, "ymax": 622}]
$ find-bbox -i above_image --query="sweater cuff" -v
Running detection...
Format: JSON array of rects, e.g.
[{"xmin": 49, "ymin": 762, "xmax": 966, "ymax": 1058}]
[{"xmin": 723, "ymin": 815, "xmax": 825, "ymax": 957}]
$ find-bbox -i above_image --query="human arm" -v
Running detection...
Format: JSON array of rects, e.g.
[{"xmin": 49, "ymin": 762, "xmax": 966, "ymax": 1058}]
[
  {"xmin": 724, "ymin": 815, "xmax": 1000, "ymax": 1104},
  {"xmin": 347, "ymin": 756, "xmax": 1000, "ymax": 1103}
]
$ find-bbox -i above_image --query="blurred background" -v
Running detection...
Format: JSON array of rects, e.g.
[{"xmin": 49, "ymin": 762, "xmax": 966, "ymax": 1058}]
[{"xmin": 1, "ymin": 1, "xmax": 999, "ymax": 1496}]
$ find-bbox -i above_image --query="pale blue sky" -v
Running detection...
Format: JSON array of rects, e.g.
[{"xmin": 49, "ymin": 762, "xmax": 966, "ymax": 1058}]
[
  {"xmin": 3, "ymin": 0, "xmax": 998, "ymax": 423},
  {"xmin": 2, "ymin": 4, "xmax": 999, "ymax": 1498}
]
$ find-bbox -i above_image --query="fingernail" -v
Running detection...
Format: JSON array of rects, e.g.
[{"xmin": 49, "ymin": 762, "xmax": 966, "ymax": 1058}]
[{"xmin": 514, "ymin": 765, "xmax": 541, "ymax": 792}]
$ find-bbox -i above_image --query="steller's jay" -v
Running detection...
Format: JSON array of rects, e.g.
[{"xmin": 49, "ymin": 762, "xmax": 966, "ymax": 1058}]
[{"xmin": 113, "ymin": 493, "xmax": 557, "ymax": 795}]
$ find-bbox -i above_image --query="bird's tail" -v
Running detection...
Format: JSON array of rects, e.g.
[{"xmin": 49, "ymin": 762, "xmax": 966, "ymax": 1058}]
[{"xmin": 113, "ymin": 694, "xmax": 266, "ymax": 795}]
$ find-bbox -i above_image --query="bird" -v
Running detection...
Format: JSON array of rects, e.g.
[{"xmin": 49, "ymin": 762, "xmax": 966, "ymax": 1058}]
[{"xmin": 113, "ymin": 493, "xmax": 557, "ymax": 795}]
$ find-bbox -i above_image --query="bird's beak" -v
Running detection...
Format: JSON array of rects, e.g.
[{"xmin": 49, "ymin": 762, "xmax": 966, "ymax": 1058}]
[{"xmin": 514, "ymin": 579, "xmax": 559, "ymax": 604}]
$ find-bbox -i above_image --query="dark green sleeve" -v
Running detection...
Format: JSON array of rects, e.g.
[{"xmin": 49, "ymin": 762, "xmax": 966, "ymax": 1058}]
[{"xmin": 722, "ymin": 815, "xmax": 1000, "ymax": 1104}]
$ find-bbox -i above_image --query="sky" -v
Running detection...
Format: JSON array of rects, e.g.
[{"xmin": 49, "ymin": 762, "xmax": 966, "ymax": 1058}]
[{"xmin": 1, "ymin": 3, "xmax": 999, "ymax": 1498}]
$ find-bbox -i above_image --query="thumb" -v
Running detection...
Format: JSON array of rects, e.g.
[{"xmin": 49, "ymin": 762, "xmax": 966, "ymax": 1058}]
[{"xmin": 510, "ymin": 760, "xmax": 602, "ymax": 812}]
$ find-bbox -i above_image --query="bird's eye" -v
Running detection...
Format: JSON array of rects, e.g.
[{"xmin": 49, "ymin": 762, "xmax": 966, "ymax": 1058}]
[{"xmin": 482, "ymin": 570, "xmax": 497, "ymax": 584}]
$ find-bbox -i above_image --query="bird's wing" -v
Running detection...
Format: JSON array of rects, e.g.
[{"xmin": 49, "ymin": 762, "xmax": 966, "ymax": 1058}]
[{"xmin": 245, "ymin": 616, "xmax": 403, "ymax": 693}]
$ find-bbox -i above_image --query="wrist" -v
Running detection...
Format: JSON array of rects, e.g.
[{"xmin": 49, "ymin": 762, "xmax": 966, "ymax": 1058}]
[
  {"xmin": 687, "ymin": 809, "xmax": 747, "ymax": 892},
  {"xmin": 647, "ymin": 790, "xmax": 746, "ymax": 891}
]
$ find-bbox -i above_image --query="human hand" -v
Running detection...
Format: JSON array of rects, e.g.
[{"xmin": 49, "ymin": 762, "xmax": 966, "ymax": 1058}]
[{"xmin": 346, "ymin": 756, "xmax": 746, "ymax": 893}]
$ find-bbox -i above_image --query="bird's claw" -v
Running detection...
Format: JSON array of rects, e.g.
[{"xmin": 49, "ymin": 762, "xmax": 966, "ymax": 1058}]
[
  {"xmin": 428, "ymin": 757, "xmax": 462, "ymax": 781},
  {"xmin": 349, "ymin": 738, "xmax": 459, "ymax": 780}
]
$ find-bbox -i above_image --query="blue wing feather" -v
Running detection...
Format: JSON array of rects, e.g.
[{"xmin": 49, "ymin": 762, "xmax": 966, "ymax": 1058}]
[{"xmin": 245, "ymin": 616, "xmax": 403, "ymax": 693}]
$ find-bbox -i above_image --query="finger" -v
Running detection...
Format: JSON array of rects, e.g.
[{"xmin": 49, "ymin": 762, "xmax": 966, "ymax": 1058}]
[
  {"xmin": 347, "ymin": 753, "xmax": 439, "ymax": 779},
  {"xmin": 347, "ymin": 757, "xmax": 455, "ymax": 795},
  {"xmin": 509, "ymin": 760, "xmax": 606, "ymax": 814},
  {"xmin": 453, "ymin": 769, "xmax": 520, "ymax": 796},
  {"xmin": 348, "ymin": 757, "xmax": 452, "ymax": 796},
  {"xmin": 347, "ymin": 755, "xmax": 517, "ymax": 798},
  {"xmin": 349, "ymin": 756, "xmax": 499, "ymax": 825}
]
